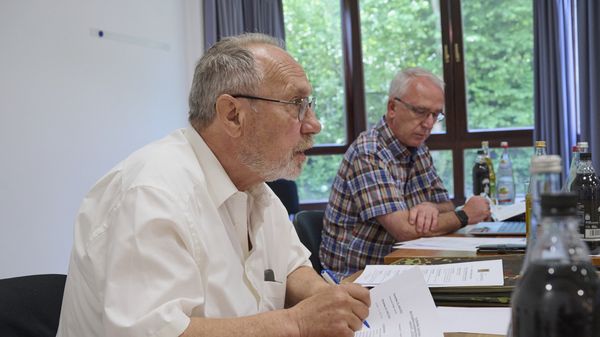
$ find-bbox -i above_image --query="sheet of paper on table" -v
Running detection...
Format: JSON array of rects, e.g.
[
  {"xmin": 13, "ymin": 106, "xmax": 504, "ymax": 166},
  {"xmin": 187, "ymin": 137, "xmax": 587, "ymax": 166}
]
[
  {"xmin": 354, "ymin": 259, "xmax": 504, "ymax": 287},
  {"xmin": 355, "ymin": 267, "xmax": 444, "ymax": 337},
  {"xmin": 437, "ymin": 306, "xmax": 511, "ymax": 335},
  {"xmin": 491, "ymin": 198, "xmax": 526, "ymax": 221},
  {"xmin": 393, "ymin": 236, "xmax": 526, "ymax": 252}
]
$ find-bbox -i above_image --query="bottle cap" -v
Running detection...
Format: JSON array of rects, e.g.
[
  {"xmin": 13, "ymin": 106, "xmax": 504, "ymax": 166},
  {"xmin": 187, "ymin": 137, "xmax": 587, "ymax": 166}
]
[
  {"xmin": 577, "ymin": 141, "xmax": 589, "ymax": 150},
  {"xmin": 530, "ymin": 155, "xmax": 562, "ymax": 173},
  {"xmin": 481, "ymin": 141, "xmax": 489, "ymax": 147},
  {"xmin": 535, "ymin": 140, "xmax": 546, "ymax": 148},
  {"xmin": 541, "ymin": 193, "xmax": 578, "ymax": 216},
  {"xmin": 572, "ymin": 145, "xmax": 578, "ymax": 152},
  {"xmin": 501, "ymin": 141, "xmax": 508, "ymax": 147},
  {"xmin": 580, "ymin": 152, "xmax": 592, "ymax": 161}
]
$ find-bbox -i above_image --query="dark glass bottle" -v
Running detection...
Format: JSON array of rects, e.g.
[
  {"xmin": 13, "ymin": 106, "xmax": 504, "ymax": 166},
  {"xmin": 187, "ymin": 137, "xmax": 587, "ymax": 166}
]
[
  {"xmin": 472, "ymin": 150, "xmax": 490, "ymax": 197},
  {"xmin": 511, "ymin": 193, "xmax": 600, "ymax": 337},
  {"xmin": 569, "ymin": 152, "xmax": 600, "ymax": 254}
]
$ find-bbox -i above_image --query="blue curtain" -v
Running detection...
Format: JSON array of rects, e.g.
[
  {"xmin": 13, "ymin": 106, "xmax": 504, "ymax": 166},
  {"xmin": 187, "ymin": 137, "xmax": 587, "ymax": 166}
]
[
  {"xmin": 576, "ymin": 0, "xmax": 600, "ymax": 169},
  {"xmin": 533, "ymin": 0, "xmax": 578, "ymax": 178},
  {"xmin": 203, "ymin": 0, "xmax": 286, "ymax": 50},
  {"xmin": 534, "ymin": 0, "xmax": 600, "ymax": 176}
]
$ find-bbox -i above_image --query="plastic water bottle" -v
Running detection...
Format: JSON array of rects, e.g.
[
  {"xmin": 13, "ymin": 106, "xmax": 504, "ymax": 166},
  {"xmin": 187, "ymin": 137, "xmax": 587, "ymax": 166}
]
[
  {"xmin": 527, "ymin": 155, "xmax": 562, "ymax": 246},
  {"xmin": 525, "ymin": 141, "xmax": 547, "ymax": 237},
  {"xmin": 496, "ymin": 141, "xmax": 515, "ymax": 205}
]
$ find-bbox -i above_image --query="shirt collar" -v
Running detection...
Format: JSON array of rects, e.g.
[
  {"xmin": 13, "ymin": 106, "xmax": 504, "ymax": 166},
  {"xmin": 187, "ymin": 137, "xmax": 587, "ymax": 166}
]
[
  {"xmin": 184, "ymin": 125, "xmax": 239, "ymax": 208},
  {"xmin": 377, "ymin": 116, "xmax": 427, "ymax": 162},
  {"xmin": 184, "ymin": 125, "xmax": 272, "ymax": 209}
]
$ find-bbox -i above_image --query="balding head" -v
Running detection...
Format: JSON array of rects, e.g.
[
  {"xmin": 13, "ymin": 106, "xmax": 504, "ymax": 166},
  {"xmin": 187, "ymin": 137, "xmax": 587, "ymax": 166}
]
[{"xmin": 188, "ymin": 33, "xmax": 284, "ymax": 130}]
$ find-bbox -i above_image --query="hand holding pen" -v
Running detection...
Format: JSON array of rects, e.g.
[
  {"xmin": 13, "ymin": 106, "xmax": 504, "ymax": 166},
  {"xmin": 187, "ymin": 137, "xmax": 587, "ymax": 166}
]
[{"xmin": 321, "ymin": 269, "xmax": 371, "ymax": 329}]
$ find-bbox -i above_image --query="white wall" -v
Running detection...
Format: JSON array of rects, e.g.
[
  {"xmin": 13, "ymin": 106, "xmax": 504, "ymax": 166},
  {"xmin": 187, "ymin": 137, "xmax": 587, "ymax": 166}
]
[{"xmin": 0, "ymin": 0, "xmax": 203, "ymax": 278}]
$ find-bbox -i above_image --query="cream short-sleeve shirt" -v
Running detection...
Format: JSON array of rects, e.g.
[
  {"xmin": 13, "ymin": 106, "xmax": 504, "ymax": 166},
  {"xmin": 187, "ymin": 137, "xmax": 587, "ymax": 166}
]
[{"xmin": 57, "ymin": 126, "xmax": 311, "ymax": 337}]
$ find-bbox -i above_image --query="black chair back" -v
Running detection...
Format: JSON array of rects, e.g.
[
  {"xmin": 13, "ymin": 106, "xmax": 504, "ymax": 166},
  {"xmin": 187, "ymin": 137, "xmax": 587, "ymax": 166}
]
[
  {"xmin": 293, "ymin": 210, "xmax": 325, "ymax": 273},
  {"xmin": 0, "ymin": 274, "xmax": 67, "ymax": 337},
  {"xmin": 267, "ymin": 179, "xmax": 300, "ymax": 216}
]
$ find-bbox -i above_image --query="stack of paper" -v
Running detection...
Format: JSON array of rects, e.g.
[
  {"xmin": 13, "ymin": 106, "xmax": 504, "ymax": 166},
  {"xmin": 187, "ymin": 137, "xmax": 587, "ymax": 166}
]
[{"xmin": 393, "ymin": 237, "xmax": 526, "ymax": 252}]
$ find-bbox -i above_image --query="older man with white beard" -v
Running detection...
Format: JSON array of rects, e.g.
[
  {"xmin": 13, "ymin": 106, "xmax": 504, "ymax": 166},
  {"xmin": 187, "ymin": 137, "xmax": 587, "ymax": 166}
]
[{"xmin": 56, "ymin": 33, "xmax": 370, "ymax": 337}]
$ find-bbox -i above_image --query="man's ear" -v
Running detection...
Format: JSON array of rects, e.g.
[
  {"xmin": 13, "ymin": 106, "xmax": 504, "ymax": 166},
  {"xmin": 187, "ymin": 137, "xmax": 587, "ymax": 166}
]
[
  {"xmin": 387, "ymin": 99, "xmax": 396, "ymax": 118},
  {"xmin": 215, "ymin": 94, "xmax": 244, "ymax": 138}
]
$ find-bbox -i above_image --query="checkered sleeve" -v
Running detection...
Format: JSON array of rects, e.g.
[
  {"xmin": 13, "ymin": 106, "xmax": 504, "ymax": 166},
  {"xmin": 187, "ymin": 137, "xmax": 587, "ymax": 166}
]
[
  {"xmin": 425, "ymin": 152, "xmax": 450, "ymax": 203},
  {"xmin": 346, "ymin": 153, "xmax": 407, "ymax": 222}
]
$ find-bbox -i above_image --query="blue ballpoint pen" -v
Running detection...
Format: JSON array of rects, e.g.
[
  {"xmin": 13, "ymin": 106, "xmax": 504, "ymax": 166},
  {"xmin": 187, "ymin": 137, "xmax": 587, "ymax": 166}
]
[{"xmin": 320, "ymin": 269, "xmax": 371, "ymax": 329}]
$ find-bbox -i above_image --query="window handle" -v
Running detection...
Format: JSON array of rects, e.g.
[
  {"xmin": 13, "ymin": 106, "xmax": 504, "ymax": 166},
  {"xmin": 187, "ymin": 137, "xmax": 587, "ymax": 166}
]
[
  {"xmin": 444, "ymin": 44, "xmax": 450, "ymax": 63},
  {"xmin": 454, "ymin": 43, "xmax": 462, "ymax": 63}
]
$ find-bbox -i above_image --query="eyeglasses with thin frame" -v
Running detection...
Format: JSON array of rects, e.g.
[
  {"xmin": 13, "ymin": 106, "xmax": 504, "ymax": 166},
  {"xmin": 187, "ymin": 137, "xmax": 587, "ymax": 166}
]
[
  {"xmin": 232, "ymin": 94, "xmax": 315, "ymax": 121},
  {"xmin": 393, "ymin": 97, "xmax": 445, "ymax": 122}
]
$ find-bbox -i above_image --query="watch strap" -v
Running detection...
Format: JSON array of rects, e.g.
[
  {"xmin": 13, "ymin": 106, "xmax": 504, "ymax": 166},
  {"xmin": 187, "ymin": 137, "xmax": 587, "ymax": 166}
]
[{"xmin": 455, "ymin": 210, "xmax": 469, "ymax": 228}]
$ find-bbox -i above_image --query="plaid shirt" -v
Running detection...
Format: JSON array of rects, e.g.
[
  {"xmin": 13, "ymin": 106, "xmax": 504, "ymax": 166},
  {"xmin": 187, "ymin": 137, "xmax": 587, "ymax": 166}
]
[{"xmin": 319, "ymin": 117, "xmax": 450, "ymax": 279}]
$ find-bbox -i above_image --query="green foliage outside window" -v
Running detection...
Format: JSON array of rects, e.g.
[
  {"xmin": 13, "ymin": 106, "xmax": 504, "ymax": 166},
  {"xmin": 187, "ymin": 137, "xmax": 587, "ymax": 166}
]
[
  {"xmin": 462, "ymin": 1, "xmax": 533, "ymax": 130},
  {"xmin": 283, "ymin": 0, "xmax": 345, "ymax": 146},
  {"xmin": 360, "ymin": 0, "xmax": 443, "ymax": 128}
]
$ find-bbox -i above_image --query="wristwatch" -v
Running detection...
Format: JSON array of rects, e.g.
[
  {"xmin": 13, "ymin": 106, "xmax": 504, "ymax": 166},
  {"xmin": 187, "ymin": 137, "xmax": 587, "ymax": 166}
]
[{"xmin": 455, "ymin": 210, "xmax": 469, "ymax": 228}]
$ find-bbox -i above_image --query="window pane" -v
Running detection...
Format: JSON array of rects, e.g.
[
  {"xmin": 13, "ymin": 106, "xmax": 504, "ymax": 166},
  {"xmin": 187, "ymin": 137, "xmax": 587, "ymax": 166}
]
[
  {"xmin": 464, "ymin": 146, "xmax": 533, "ymax": 199},
  {"xmin": 283, "ymin": 0, "xmax": 345, "ymax": 145},
  {"xmin": 431, "ymin": 150, "xmax": 454, "ymax": 198},
  {"xmin": 462, "ymin": 1, "xmax": 534, "ymax": 131},
  {"xmin": 360, "ymin": 0, "xmax": 444, "ymax": 132},
  {"xmin": 296, "ymin": 154, "xmax": 343, "ymax": 202}
]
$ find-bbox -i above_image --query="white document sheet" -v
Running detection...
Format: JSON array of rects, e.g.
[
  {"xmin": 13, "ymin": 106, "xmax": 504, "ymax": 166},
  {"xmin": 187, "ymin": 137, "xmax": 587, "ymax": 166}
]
[
  {"xmin": 491, "ymin": 198, "xmax": 526, "ymax": 221},
  {"xmin": 354, "ymin": 260, "xmax": 504, "ymax": 287},
  {"xmin": 437, "ymin": 306, "xmax": 511, "ymax": 335},
  {"xmin": 356, "ymin": 267, "xmax": 444, "ymax": 337},
  {"xmin": 393, "ymin": 236, "xmax": 526, "ymax": 252}
]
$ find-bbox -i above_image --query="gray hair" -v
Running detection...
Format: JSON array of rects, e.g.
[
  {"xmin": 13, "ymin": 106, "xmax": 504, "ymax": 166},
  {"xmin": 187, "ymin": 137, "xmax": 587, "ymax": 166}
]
[
  {"xmin": 188, "ymin": 33, "xmax": 284, "ymax": 130},
  {"xmin": 388, "ymin": 67, "xmax": 445, "ymax": 98}
]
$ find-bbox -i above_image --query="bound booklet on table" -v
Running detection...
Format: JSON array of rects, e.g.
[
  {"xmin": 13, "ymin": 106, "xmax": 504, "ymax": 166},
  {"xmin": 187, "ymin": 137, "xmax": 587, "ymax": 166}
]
[{"xmin": 387, "ymin": 255, "xmax": 524, "ymax": 307}]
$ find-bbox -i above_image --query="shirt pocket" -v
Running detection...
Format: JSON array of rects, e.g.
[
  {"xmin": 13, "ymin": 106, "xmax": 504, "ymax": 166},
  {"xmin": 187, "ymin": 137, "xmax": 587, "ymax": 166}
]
[{"xmin": 260, "ymin": 280, "xmax": 286, "ymax": 311}]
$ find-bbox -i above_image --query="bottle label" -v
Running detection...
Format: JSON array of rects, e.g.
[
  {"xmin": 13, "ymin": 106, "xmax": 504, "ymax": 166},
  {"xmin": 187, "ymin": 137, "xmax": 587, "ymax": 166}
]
[
  {"xmin": 525, "ymin": 193, "xmax": 533, "ymax": 242},
  {"xmin": 482, "ymin": 178, "xmax": 490, "ymax": 196},
  {"xmin": 497, "ymin": 184, "xmax": 514, "ymax": 203},
  {"xmin": 581, "ymin": 200, "xmax": 600, "ymax": 239}
]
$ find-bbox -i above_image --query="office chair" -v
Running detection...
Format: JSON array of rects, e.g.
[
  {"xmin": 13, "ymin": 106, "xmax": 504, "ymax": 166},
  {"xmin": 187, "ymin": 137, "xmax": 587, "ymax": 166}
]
[
  {"xmin": 293, "ymin": 210, "xmax": 325, "ymax": 273},
  {"xmin": 267, "ymin": 179, "xmax": 300, "ymax": 218},
  {"xmin": 0, "ymin": 274, "xmax": 67, "ymax": 337}
]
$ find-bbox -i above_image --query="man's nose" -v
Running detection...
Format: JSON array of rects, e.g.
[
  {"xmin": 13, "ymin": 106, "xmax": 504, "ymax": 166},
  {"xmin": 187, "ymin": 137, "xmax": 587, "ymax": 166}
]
[
  {"xmin": 301, "ymin": 106, "xmax": 321, "ymax": 135},
  {"xmin": 420, "ymin": 113, "xmax": 436, "ymax": 128}
]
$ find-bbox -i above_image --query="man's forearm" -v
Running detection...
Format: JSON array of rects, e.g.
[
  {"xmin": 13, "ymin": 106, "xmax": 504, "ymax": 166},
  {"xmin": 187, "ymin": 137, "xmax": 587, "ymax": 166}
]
[
  {"xmin": 377, "ymin": 208, "xmax": 461, "ymax": 241},
  {"xmin": 182, "ymin": 310, "xmax": 298, "ymax": 337},
  {"xmin": 423, "ymin": 211, "xmax": 462, "ymax": 236},
  {"xmin": 285, "ymin": 266, "xmax": 329, "ymax": 307},
  {"xmin": 182, "ymin": 266, "xmax": 370, "ymax": 337},
  {"xmin": 434, "ymin": 200, "xmax": 455, "ymax": 212}
]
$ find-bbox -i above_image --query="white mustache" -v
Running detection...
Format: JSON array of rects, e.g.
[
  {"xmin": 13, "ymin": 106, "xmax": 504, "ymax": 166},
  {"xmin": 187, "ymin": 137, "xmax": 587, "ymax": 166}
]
[{"xmin": 294, "ymin": 138, "xmax": 314, "ymax": 152}]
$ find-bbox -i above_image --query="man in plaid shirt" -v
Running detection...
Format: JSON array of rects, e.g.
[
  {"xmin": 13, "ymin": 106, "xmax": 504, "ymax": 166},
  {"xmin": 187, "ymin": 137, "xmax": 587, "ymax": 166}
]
[{"xmin": 320, "ymin": 68, "xmax": 491, "ymax": 279}]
